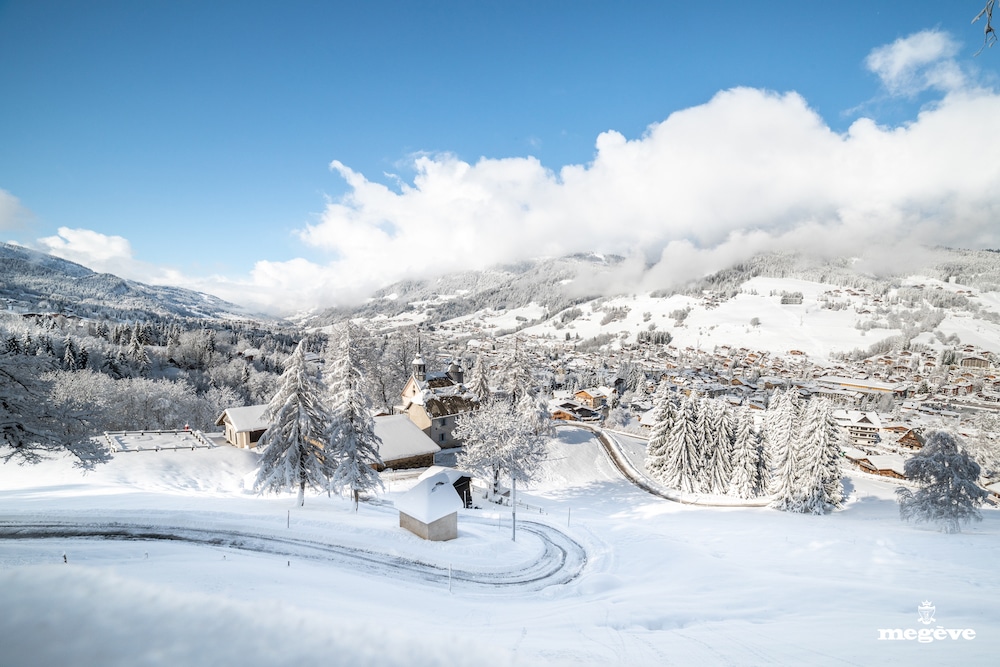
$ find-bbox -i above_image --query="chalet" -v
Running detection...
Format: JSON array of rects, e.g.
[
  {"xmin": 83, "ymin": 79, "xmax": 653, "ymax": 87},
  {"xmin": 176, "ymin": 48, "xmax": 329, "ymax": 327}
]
[
  {"xmin": 574, "ymin": 387, "xmax": 614, "ymax": 410},
  {"xmin": 961, "ymin": 355, "xmax": 991, "ymax": 370},
  {"xmin": 215, "ymin": 405, "xmax": 439, "ymax": 470},
  {"xmin": 395, "ymin": 471, "xmax": 464, "ymax": 541},
  {"xmin": 833, "ymin": 410, "xmax": 882, "ymax": 447},
  {"xmin": 216, "ymin": 405, "xmax": 270, "ymax": 448},
  {"xmin": 895, "ymin": 428, "xmax": 925, "ymax": 450},
  {"xmin": 372, "ymin": 414, "xmax": 441, "ymax": 470},
  {"xmin": 399, "ymin": 356, "xmax": 477, "ymax": 448},
  {"xmin": 856, "ymin": 454, "xmax": 908, "ymax": 479},
  {"xmin": 551, "ymin": 401, "xmax": 602, "ymax": 422}
]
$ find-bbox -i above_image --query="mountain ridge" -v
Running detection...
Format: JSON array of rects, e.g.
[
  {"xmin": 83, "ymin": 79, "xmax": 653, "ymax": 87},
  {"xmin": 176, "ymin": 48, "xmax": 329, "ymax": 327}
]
[{"xmin": 0, "ymin": 242, "xmax": 255, "ymax": 321}]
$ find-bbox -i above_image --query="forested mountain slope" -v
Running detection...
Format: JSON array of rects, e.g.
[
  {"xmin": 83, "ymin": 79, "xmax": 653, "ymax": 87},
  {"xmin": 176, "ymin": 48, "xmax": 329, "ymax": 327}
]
[{"xmin": 0, "ymin": 242, "xmax": 250, "ymax": 320}]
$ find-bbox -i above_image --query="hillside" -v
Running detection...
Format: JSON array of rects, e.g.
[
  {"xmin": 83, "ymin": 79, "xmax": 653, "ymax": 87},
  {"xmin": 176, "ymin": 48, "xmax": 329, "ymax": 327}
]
[
  {"xmin": 0, "ymin": 242, "xmax": 253, "ymax": 321},
  {"xmin": 311, "ymin": 247, "xmax": 1000, "ymax": 362}
]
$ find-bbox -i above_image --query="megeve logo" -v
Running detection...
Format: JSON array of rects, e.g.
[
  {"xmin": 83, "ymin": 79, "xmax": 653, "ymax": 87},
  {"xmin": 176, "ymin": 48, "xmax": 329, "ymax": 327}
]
[{"xmin": 877, "ymin": 601, "xmax": 976, "ymax": 644}]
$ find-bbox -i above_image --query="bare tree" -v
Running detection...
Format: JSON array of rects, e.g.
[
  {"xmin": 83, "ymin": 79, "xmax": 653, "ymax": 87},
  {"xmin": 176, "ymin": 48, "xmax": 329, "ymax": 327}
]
[{"xmin": 974, "ymin": 1, "xmax": 997, "ymax": 55}]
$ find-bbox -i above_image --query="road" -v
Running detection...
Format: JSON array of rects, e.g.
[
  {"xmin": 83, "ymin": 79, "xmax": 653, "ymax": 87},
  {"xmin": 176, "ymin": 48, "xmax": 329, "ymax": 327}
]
[{"xmin": 0, "ymin": 510, "xmax": 587, "ymax": 593}]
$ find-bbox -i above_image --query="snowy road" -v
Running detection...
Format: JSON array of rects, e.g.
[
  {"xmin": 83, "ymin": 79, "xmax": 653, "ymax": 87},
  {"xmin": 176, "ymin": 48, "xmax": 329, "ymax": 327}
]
[
  {"xmin": 0, "ymin": 512, "xmax": 587, "ymax": 593},
  {"xmin": 569, "ymin": 423, "xmax": 772, "ymax": 507}
]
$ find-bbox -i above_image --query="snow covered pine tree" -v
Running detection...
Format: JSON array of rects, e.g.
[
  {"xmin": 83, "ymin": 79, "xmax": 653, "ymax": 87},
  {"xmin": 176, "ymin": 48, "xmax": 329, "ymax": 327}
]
[
  {"xmin": 326, "ymin": 326, "xmax": 383, "ymax": 510},
  {"xmin": 729, "ymin": 406, "xmax": 764, "ymax": 498},
  {"xmin": 659, "ymin": 391, "xmax": 702, "ymax": 493},
  {"xmin": 767, "ymin": 389, "xmax": 803, "ymax": 511},
  {"xmin": 897, "ymin": 430, "xmax": 988, "ymax": 533},
  {"xmin": 644, "ymin": 384, "xmax": 678, "ymax": 480},
  {"xmin": 789, "ymin": 398, "xmax": 844, "ymax": 514},
  {"xmin": 254, "ymin": 340, "xmax": 333, "ymax": 506}
]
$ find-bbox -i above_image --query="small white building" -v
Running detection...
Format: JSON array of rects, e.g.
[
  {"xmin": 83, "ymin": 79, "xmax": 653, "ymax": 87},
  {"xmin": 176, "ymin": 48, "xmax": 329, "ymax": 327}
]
[
  {"xmin": 395, "ymin": 471, "xmax": 464, "ymax": 541},
  {"xmin": 215, "ymin": 405, "xmax": 270, "ymax": 448}
]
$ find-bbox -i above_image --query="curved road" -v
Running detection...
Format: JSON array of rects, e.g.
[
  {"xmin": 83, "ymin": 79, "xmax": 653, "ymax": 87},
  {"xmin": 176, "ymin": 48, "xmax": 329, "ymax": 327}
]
[
  {"xmin": 568, "ymin": 423, "xmax": 772, "ymax": 508},
  {"xmin": 0, "ymin": 513, "xmax": 587, "ymax": 592}
]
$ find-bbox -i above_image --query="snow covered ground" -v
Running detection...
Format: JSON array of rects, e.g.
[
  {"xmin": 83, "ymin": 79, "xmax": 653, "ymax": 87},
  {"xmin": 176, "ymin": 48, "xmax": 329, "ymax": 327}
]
[
  {"xmin": 515, "ymin": 274, "xmax": 1000, "ymax": 360},
  {"xmin": 2, "ymin": 429, "xmax": 998, "ymax": 666}
]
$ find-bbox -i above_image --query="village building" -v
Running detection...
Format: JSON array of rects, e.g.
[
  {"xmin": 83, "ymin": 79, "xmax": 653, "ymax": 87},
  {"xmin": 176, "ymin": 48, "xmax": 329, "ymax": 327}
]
[
  {"xmin": 372, "ymin": 414, "xmax": 441, "ymax": 470},
  {"xmin": 961, "ymin": 355, "xmax": 991, "ymax": 370},
  {"xmin": 833, "ymin": 410, "xmax": 882, "ymax": 447},
  {"xmin": 574, "ymin": 386, "xmax": 615, "ymax": 410},
  {"xmin": 215, "ymin": 406, "xmax": 441, "ymax": 470},
  {"xmin": 399, "ymin": 356, "xmax": 478, "ymax": 448},
  {"xmin": 215, "ymin": 405, "xmax": 270, "ymax": 448}
]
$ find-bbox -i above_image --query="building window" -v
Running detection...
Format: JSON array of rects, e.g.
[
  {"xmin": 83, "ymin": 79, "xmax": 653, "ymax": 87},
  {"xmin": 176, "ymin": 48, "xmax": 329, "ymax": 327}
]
[{"xmin": 439, "ymin": 433, "xmax": 445, "ymax": 442}]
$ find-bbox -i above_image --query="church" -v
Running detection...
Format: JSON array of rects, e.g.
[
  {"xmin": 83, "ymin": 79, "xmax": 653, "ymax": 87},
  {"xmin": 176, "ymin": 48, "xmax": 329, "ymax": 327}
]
[{"xmin": 398, "ymin": 354, "xmax": 478, "ymax": 448}]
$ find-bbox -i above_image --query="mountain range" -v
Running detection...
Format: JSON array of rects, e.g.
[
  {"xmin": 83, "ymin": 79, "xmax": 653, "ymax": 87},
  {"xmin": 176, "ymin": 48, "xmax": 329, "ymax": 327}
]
[{"xmin": 0, "ymin": 242, "xmax": 251, "ymax": 321}]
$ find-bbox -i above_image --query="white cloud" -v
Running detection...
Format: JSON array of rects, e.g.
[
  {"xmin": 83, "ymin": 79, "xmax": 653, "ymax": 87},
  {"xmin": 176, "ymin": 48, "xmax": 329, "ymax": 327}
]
[
  {"xmin": 865, "ymin": 30, "xmax": 965, "ymax": 95},
  {"xmin": 291, "ymin": 80, "xmax": 1000, "ymax": 309},
  {"xmin": 37, "ymin": 227, "xmax": 135, "ymax": 267},
  {"xmin": 28, "ymin": 32, "xmax": 1000, "ymax": 318},
  {"xmin": 0, "ymin": 189, "xmax": 32, "ymax": 231}
]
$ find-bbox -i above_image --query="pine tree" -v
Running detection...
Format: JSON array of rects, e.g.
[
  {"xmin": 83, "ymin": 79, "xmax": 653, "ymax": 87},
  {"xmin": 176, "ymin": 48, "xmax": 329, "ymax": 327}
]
[
  {"xmin": 469, "ymin": 354, "xmax": 492, "ymax": 403},
  {"xmin": 660, "ymin": 392, "xmax": 702, "ymax": 493},
  {"xmin": 127, "ymin": 330, "xmax": 149, "ymax": 372},
  {"xmin": 501, "ymin": 337, "xmax": 533, "ymax": 404},
  {"xmin": 729, "ymin": 406, "xmax": 762, "ymax": 498},
  {"xmin": 62, "ymin": 335, "xmax": 76, "ymax": 370},
  {"xmin": 644, "ymin": 385, "xmax": 678, "ymax": 479},
  {"xmin": 693, "ymin": 396, "xmax": 715, "ymax": 492},
  {"xmin": 790, "ymin": 398, "xmax": 845, "ymax": 514},
  {"xmin": 253, "ymin": 340, "xmax": 333, "ymax": 506},
  {"xmin": 326, "ymin": 327, "xmax": 384, "ymax": 510},
  {"xmin": 704, "ymin": 400, "xmax": 734, "ymax": 495},
  {"xmin": 897, "ymin": 430, "xmax": 989, "ymax": 533},
  {"xmin": 767, "ymin": 389, "xmax": 802, "ymax": 510}
]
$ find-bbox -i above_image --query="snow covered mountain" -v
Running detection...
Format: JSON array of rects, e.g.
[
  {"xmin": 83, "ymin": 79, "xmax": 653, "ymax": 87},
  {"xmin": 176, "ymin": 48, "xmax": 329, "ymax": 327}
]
[
  {"xmin": 307, "ymin": 247, "xmax": 1000, "ymax": 361},
  {"xmin": 0, "ymin": 242, "xmax": 252, "ymax": 321}
]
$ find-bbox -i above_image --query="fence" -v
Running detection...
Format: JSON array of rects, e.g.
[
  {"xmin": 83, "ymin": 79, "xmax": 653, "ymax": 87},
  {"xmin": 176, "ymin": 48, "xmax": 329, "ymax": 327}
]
[{"xmin": 105, "ymin": 429, "xmax": 215, "ymax": 453}]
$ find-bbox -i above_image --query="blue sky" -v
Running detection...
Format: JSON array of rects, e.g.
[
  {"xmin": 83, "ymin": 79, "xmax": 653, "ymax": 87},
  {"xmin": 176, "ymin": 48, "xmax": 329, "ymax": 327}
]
[{"xmin": 1, "ymin": 1, "xmax": 998, "ymax": 314}]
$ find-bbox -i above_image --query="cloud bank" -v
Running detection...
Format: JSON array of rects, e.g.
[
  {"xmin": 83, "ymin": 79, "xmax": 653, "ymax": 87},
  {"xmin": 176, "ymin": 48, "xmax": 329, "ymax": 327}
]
[
  {"xmin": 26, "ymin": 30, "xmax": 1000, "ymax": 315},
  {"xmin": 286, "ymin": 31, "xmax": 999, "ymax": 308}
]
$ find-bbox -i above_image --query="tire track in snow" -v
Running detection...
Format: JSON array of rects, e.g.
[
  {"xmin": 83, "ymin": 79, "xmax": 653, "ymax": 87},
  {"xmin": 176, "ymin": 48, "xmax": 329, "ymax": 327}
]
[{"xmin": 0, "ymin": 516, "xmax": 586, "ymax": 592}]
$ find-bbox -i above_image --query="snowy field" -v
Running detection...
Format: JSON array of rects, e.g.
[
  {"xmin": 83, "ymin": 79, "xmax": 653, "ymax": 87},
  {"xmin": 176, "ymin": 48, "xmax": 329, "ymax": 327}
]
[
  {"xmin": 2, "ymin": 427, "xmax": 998, "ymax": 666},
  {"xmin": 514, "ymin": 275, "xmax": 1000, "ymax": 359}
]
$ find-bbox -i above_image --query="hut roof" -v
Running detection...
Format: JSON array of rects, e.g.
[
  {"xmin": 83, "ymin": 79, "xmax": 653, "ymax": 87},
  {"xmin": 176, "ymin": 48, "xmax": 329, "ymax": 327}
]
[{"xmin": 395, "ymin": 472, "xmax": 463, "ymax": 524}]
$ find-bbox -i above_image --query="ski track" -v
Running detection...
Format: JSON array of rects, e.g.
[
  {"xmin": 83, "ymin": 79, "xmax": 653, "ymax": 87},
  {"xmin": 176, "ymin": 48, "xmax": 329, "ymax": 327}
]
[{"xmin": 0, "ymin": 513, "xmax": 587, "ymax": 593}]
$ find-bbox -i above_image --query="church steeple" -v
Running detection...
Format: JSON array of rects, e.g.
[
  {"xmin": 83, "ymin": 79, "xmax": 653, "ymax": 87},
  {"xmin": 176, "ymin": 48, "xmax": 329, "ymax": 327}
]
[{"xmin": 412, "ymin": 337, "xmax": 426, "ymax": 382}]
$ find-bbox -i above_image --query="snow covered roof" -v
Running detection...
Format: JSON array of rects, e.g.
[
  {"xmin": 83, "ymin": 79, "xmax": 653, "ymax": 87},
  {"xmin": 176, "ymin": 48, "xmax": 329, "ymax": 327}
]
[
  {"xmin": 833, "ymin": 410, "xmax": 882, "ymax": 429},
  {"xmin": 422, "ymin": 394, "xmax": 476, "ymax": 418},
  {"xmin": 842, "ymin": 447, "xmax": 870, "ymax": 461},
  {"xmin": 373, "ymin": 415, "xmax": 440, "ymax": 463},
  {"xmin": 864, "ymin": 454, "xmax": 908, "ymax": 477},
  {"xmin": 417, "ymin": 466, "xmax": 472, "ymax": 484},
  {"xmin": 216, "ymin": 405, "xmax": 270, "ymax": 432},
  {"xmin": 395, "ymin": 472, "xmax": 463, "ymax": 524},
  {"xmin": 818, "ymin": 376, "xmax": 899, "ymax": 393}
]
